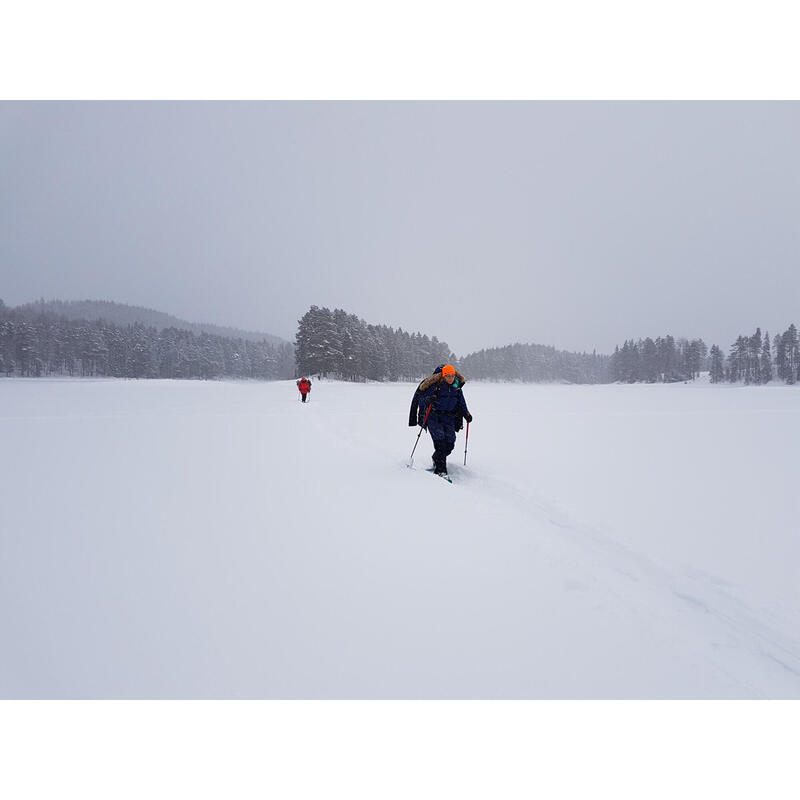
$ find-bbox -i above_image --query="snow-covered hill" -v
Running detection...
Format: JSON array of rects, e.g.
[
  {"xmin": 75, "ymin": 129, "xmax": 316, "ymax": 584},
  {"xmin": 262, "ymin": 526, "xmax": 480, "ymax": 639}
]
[
  {"xmin": 12, "ymin": 299, "xmax": 288, "ymax": 345},
  {"xmin": 1, "ymin": 377, "xmax": 798, "ymax": 698}
]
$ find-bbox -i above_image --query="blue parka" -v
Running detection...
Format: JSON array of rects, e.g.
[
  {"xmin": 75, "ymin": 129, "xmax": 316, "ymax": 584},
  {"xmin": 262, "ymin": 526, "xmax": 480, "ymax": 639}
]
[{"xmin": 409, "ymin": 366, "xmax": 470, "ymax": 443}]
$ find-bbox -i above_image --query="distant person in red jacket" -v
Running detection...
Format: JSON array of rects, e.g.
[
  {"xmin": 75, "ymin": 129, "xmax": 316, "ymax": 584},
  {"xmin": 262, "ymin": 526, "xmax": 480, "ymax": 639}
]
[{"xmin": 296, "ymin": 376, "xmax": 312, "ymax": 402}]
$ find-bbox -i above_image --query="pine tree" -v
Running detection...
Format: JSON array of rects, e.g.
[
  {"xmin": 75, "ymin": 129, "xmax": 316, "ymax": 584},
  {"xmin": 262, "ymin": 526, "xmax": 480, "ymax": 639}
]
[
  {"xmin": 709, "ymin": 344, "xmax": 725, "ymax": 383},
  {"xmin": 642, "ymin": 337, "xmax": 658, "ymax": 382},
  {"xmin": 775, "ymin": 332, "xmax": 787, "ymax": 381},
  {"xmin": 783, "ymin": 325, "xmax": 798, "ymax": 385},
  {"xmin": 295, "ymin": 306, "xmax": 331, "ymax": 377},
  {"xmin": 748, "ymin": 328, "xmax": 762, "ymax": 385},
  {"xmin": 15, "ymin": 322, "xmax": 38, "ymax": 376},
  {"xmin": 789, "ymin": 324, "xmax": 799, "ymax": 384},
  {"xmin": 760, "ymin": 331, "xmax": 773, "ymax": 384}
]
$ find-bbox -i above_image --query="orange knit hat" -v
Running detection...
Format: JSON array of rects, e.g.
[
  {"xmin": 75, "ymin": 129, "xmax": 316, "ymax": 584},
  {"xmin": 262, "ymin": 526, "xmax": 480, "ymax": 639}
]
[{"xmin": 442, "ymin": 364, "xmax": 456, "ymax": 376}]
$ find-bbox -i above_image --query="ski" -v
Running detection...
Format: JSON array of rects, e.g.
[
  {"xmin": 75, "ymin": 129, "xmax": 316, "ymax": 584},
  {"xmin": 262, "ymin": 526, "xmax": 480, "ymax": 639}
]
[{"xmin": 425, "ymin": 467, "xmax": 453, "ymax": 484}]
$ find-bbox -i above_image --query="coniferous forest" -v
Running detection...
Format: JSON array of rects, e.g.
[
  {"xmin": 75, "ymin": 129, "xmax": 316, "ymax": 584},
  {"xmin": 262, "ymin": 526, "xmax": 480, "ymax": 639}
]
[
  {"xmin": 458, "ymin": 343, "xmax": 610, "ymax": 383},
  {"xmin": 13, "ymin": 298, "xmax": 287, "ymax": 346},
  {"xmin": 610, "ymin": 336, "xmax": 708, "ymax": 383},
  {"xmin": 295, "ymin": 306, "xmax": 612, "ymax": 383},
  {"xmin": 2, "ymin": 297, "xmax": 799, "ymax": 386},
  {"xmin": 609, "ymin": 326, "xmax": 800, "ymax": 386},
  {"xmin": 294, "ymin": 305, "xmax": 455, "ymax": 381},
  {"xmin": 0, "ymin": 299, "xmax": 294, "ymax": 380}
]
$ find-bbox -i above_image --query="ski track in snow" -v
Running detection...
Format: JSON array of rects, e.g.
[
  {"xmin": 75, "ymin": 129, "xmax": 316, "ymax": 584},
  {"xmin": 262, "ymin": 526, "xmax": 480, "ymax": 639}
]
[
  {"xmin": 317, "ymin": 395, "xmax": 800, "ymax": 698},
  {"xmin": 340, "ymin": 410, "xmax": 800, "ymax": 698},
  {"xmin": 469, "ymin": 467, "xmax": 800, "ymax": 697}
]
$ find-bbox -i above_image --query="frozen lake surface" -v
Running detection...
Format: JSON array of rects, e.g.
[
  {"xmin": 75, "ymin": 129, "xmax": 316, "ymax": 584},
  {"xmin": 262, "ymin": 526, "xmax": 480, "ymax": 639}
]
[{"xmin": 1, "ymin": 377, "xmax": 799, "ymax": 698}]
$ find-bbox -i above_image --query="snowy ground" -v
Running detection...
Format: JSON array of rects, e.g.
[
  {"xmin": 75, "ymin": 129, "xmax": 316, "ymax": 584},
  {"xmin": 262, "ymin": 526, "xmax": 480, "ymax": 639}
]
[{"xmin": 1, "ymin": 377, "xmax": 799, "ymax": 698}]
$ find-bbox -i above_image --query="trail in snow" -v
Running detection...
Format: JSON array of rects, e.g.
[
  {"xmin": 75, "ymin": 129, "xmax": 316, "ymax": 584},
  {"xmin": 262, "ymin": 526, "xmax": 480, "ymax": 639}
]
[
  {"xmin": 443, "ymin": 463, "xmax": 800, "ymax": 698},
  {"xmin": 307, "ymin": 380, "xmax": 800, "ymax": 698}
]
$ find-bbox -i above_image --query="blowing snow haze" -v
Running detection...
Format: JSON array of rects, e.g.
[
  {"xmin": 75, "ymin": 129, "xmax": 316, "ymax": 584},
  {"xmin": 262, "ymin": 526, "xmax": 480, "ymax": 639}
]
[{"xmin": 2, "ymin": 101, "xmax": 799, "ymax": 355}]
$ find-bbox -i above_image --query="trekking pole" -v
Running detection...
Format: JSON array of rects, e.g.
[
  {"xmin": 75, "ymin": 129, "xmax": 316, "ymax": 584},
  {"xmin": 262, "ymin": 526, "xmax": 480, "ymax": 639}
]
[
  {"xmin": 408, "ymin": 403, "xmax": 433, "ymax": 467},
  {"xmin": 464, "ymin": 421, "xmax": 470, "ymax": 466}
]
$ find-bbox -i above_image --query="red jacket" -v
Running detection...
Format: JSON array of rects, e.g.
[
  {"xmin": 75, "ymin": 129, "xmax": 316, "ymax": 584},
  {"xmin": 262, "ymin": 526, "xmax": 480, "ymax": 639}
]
[{"xmin": 297, "ymin": 379, "xmax": 311, "ymax": 394}]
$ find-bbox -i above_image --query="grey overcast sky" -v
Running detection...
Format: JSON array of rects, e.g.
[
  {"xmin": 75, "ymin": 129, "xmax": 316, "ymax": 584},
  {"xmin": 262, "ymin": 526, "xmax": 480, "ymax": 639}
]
[{"xmin": 2, "ymin": 101, "xmax": 799, "ymax": 355}]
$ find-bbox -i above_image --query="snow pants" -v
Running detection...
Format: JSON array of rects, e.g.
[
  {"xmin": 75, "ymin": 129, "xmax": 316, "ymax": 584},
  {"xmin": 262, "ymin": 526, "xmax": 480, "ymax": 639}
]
[{"xmin": 427, "ymin": 412, "xmax": 457, "ymax": 473}]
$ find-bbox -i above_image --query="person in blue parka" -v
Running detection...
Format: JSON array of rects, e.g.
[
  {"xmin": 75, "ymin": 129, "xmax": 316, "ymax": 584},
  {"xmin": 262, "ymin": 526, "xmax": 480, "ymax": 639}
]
[{"xmin": 408, "ymin": 364, "xmax": 472, "ymax": 476}]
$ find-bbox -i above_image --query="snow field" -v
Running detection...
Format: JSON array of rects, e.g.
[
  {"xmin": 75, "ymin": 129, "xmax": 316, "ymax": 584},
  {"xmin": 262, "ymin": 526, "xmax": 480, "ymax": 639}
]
[{"xmin": 1, "ymin": 377, "xmax": 798, "ymax": 697}]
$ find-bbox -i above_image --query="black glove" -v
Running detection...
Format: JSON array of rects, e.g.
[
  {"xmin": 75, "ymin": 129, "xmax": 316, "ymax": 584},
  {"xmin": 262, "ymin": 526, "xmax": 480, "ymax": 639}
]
[{"xmin": 464, "ymin": 413, "xmax": 473, "ymax": 423}]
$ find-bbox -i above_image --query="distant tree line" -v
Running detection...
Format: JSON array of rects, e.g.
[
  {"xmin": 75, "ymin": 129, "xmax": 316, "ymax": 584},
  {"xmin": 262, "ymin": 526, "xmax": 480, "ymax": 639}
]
[
  {"xmin": 0, "ymin": 300, "xmax": 294, "ymax": 380},
  {"xmin": 296, "ymin": 306, "xmax": 614, "ymax": 384},
  {"xmin": 709, "ymin": 324, "xmax": 799, "ymax": 385},
  {"xmin": 18, "ymin": 298, "xmax": 286, "ymax": 346},
  {"xmin": 612, "ymin": 325, "xmax": 800, "ymax": 386},
  {"xmin": 6, "ymin": 294, "xmax": 798, "ymax": 388},
  {"xmin": 611, "ymin": 336, "xmax": 708, "ymax": 383},
  {"xmin": 459, "ymin": 342, "xmax": 611, "ymax": 383},
  {"xmin": 295, "ymin": 306, "xmax": 454, "ymax": 381}
]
